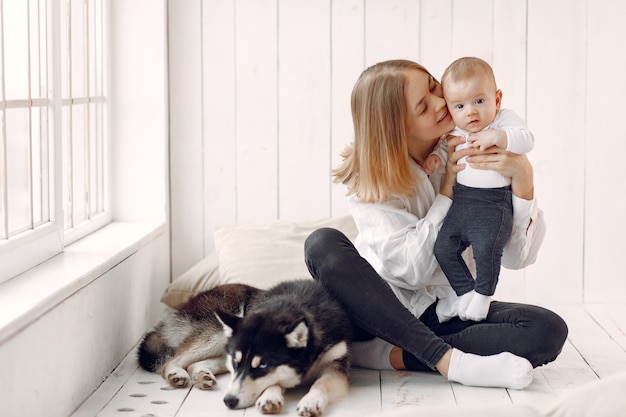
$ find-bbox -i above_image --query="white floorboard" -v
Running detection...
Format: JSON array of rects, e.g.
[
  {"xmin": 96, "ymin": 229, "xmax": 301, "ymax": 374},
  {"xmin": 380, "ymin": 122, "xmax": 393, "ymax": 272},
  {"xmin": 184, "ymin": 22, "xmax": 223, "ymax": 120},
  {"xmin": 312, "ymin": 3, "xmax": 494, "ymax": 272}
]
[{"xmin": 70, "ymin": 303, "xmax": 626, "ymax": 417}]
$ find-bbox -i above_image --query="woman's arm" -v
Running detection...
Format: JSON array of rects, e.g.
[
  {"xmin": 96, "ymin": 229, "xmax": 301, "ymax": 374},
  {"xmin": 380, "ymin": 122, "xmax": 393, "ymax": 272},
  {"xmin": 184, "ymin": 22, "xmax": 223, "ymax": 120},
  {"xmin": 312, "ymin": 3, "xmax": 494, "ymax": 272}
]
[
  {"xmin": 465, "ymin": 147, "xmax": 534, "ymax": 200},
  {"xmin": 439, "ymin": 135, "xmax": 466, "ymax": 199},
  {"xmin": 350, "ymin": 193, "xmax": 451, "ymax": 290}
]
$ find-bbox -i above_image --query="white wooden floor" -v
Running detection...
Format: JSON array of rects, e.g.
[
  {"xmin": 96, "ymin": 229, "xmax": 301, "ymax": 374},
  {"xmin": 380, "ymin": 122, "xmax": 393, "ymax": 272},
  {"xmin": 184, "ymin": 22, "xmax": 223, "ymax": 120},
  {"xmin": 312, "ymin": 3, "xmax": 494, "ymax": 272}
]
[{"xmin": 71, "ymin": 303, "xmax": 626, "ymax": 417}]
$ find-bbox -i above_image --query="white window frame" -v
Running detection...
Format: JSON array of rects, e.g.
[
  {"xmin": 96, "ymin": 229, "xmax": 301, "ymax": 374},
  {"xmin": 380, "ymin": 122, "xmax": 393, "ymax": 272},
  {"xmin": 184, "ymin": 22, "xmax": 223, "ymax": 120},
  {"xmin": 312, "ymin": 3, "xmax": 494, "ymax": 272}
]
[{"xmin": 0, "ymin": 0, "xmax": 110, "ymax": 285}]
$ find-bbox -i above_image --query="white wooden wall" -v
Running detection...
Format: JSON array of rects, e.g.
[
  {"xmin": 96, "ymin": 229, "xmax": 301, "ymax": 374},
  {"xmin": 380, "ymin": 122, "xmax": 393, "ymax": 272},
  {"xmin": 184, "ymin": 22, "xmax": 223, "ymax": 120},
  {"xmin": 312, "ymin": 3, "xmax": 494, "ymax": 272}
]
[{"xmin": 169, "ymin": 0, "xmax": 626, "ymax": 304}]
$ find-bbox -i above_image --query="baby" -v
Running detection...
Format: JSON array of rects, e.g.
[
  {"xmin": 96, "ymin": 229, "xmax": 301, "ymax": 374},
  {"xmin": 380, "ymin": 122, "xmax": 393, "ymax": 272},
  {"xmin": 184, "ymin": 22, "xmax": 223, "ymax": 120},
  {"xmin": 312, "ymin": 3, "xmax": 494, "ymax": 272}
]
[{"xmin": 432, "ymin": 57, "xmax": 534, "ymax": 321}]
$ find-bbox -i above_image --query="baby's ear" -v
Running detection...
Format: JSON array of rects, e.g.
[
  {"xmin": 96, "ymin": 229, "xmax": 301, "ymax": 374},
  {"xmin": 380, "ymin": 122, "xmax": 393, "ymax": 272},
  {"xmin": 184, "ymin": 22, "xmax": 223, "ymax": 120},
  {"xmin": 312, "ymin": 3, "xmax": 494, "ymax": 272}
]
[{"xmin": 495, "ymin": 89, "xmax": 503, "ymax": 110}]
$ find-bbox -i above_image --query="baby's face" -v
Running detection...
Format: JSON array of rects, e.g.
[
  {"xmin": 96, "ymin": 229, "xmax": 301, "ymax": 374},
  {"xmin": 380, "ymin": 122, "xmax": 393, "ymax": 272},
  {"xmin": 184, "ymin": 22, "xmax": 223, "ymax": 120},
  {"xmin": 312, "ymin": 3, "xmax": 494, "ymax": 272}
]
[{"xmin": 443, "ymin": 75, "xmax": 500, "ymax": 133}]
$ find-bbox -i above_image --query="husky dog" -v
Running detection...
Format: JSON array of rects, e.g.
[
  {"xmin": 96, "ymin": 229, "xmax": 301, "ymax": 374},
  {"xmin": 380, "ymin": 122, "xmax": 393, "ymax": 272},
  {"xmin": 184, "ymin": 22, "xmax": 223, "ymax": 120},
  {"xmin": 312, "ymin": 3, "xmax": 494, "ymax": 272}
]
[
  {"xmin": 138, "ymin": 283, "xmax": 262, "ymax": 390},
  {"xmin": 218, "ymin": 279, "xmax": 352, "ymax": 416},
  {"xmin": 138, "ymin": 279, "xmax": 351, "ymax": 417}
]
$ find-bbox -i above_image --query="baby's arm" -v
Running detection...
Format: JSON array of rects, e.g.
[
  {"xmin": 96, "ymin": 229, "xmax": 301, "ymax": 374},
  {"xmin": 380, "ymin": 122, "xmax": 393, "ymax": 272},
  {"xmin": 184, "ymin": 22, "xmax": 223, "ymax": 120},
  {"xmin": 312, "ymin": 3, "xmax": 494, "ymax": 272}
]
[
  {"xmin": 468, "ymin": 109, "xmax": 534, "ymax": 154},
  {"xmin": 423, "ymin": 154, "xmax": 442, "ymax": 175},
  {"xmin": 423, "ymin": 137, "xmax": 448, "ymax": 175},
  {"xmin": 467, "ymin": 129, "xmax": 507, "ymax": 151}
]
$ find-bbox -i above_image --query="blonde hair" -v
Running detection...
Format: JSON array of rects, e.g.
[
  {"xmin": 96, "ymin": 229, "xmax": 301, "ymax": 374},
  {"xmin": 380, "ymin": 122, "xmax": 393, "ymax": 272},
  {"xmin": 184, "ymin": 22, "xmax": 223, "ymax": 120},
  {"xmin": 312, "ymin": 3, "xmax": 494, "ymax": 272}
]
[
  {"xmin": 333, "ymin": 60, "xmax": 432, "ymax": 203},
  {"xmin": 441, "ymin": 56, "xmax": 497, "ymax": 91}
]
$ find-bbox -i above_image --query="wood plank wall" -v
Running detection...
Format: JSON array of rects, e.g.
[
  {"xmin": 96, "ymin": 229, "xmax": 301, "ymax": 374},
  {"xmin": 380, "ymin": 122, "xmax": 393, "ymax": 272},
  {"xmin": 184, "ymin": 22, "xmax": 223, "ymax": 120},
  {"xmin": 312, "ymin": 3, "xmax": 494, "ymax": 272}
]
[{"xmin": 168, "ymin": 0, "xmax": 626, "ymax": 304}]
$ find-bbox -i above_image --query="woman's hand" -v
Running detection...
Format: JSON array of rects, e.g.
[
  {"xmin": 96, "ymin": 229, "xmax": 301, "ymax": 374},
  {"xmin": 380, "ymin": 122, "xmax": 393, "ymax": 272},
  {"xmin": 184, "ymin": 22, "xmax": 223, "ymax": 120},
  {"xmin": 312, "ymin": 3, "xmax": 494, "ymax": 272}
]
[
  {"xmin": 466, "ymin": 146, "xmax": 534, "ymax": 200},
  {"xmin": 440, "ymin": 135, "xmax": 466, "ymax": 199}
]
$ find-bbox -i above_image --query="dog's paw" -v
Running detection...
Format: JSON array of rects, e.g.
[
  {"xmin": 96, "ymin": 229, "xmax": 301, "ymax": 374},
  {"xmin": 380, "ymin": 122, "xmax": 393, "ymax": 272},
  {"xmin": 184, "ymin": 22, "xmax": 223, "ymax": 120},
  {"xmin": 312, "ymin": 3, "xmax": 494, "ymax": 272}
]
[
  {"xmin": 192, "ymin": 369, "xmax": 217, "ymax": 390},
  {"xmin": 165, "ymin": 368, "xmax": 190, "ymax": 388},
  {"xmin": 296, "ymin": 391, "xmax": 327, "ymax": 417},
  {"xmin": 256, "ymin": 386, "xmax": 284, "ymax": 415}
]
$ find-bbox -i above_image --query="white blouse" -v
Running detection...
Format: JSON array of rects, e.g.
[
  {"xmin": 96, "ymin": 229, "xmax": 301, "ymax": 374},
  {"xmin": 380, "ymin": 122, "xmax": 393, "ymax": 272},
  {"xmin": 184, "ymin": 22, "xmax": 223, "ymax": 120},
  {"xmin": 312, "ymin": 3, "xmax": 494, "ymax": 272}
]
[{"xmin": 349, "ymin": 161, "xmax": 546, "ymax": 322}]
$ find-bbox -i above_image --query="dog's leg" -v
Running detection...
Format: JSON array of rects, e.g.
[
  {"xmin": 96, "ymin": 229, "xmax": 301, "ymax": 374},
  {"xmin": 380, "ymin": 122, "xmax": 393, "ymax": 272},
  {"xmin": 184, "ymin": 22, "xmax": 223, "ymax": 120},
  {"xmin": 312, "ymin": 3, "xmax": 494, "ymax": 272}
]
[
  {"xmin": 296, "ymin": 369, "xmax": 349, "ymax": 417},
  {"xmin": 162, "ymin": 334, "xmax": 227, "ymax": 388},
  {"xmin": 255, "ymin": 384, "xmax": 285, "ymax": 415},
  {"xmin": 186, "ymin": 357, "xmax": 228, "ymax": 390}
]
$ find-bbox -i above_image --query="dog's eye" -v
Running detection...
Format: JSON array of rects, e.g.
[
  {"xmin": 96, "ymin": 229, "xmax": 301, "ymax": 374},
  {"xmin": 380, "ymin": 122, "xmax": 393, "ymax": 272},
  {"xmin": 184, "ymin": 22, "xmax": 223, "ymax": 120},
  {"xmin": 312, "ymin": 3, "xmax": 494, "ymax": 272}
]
[{"xmin": 259, "ymin": 363, "xmax": 267, "ymax": 369}]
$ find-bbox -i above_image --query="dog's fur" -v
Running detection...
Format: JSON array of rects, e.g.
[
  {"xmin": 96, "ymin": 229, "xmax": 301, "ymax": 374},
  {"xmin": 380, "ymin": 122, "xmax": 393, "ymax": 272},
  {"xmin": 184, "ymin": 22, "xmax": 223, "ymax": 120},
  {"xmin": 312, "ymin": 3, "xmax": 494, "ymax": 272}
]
[
  {"xmin": 138, "ymin": 283, "xmax": 261, "ymax": 389},
  {"xmin": 138, "ymin": 279, "xmax": 352, "ymax": 417}
]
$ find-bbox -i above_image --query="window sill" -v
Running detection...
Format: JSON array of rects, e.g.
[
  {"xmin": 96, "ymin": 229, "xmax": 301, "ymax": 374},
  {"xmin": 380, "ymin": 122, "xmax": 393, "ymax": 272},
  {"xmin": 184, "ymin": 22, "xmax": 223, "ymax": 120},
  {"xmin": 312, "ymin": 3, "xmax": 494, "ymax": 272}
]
[{"xmin": 0, "ymin": 221, "xmax": 167, "ymax": 345}]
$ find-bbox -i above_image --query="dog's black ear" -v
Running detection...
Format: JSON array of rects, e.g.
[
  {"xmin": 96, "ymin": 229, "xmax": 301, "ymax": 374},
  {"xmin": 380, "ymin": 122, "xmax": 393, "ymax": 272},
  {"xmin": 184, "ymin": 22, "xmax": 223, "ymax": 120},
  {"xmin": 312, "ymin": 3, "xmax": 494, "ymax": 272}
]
[{"xmin": 215, "ymin": 310, "xmax": 242, "ymax": 337}]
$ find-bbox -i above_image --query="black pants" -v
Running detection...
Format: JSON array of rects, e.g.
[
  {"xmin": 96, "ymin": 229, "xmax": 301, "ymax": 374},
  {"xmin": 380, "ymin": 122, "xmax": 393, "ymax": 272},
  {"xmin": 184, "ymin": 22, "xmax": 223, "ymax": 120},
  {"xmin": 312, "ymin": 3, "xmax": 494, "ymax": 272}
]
[
  {"xmin": 435, "ymin": 184, "xmax": 513, "ymax": 297},
  {"xmin": 304, "ymin": 227, "xmax": 568, "ymax": 371}
]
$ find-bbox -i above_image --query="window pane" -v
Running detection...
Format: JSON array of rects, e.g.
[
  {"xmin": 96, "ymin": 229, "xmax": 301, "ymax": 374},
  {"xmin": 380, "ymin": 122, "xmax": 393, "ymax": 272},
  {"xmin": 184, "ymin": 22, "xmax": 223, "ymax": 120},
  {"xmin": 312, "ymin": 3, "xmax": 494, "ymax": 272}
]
[
  {"xmin": 31, "ymin": 106, "xmax": 49, "ymax": 225},
  {"xmin": 1, "ymin": 0, "xmax": 108, "ymax": 283},
  {"xmin": 3, "ymin": 0, "xmax": 29, "ymax": 100},
  {"xmin": 88, "ymin": 0, "xmax": 102, "ymax": 96},
  {"xmin": 89, "ymin": 101, "xmax": 103, "ymax": 215},
  {"xmin": 0, "ymin": 110, "xmax": 6, "ymax": 240},
  {"xmin": 71, "ymin": 103, "xmax": 86, "ymax": 226},
  {"xmin": 60, "ymin": 0, "xmax": 70, "ymax": 98},
  {"xmin": 6, "ymin": 108, "xmax": 31, "ymax": 236},
  {"xmin": 70, "ymin": 0, "xmax": 85, "ymax": 98},
  {"xmin": 30, "ymin": 0, "xmax": 49, "ymax": 100}
]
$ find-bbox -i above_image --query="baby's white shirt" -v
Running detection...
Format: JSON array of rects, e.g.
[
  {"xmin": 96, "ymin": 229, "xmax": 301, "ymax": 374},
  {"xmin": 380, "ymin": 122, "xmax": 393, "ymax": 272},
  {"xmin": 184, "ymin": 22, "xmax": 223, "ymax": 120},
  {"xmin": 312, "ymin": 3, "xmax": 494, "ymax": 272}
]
[{"xmin": 453, "ymin": 108, "xmax": 534, "ymax": 188}]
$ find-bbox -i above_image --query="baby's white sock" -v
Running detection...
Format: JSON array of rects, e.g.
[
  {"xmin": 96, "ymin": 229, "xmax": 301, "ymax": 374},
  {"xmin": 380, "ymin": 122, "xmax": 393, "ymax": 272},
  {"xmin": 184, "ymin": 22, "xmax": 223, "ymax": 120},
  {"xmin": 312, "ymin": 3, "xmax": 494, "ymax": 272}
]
[
  {"xmin": 464, "ymin": 292, "xmax": 492, "ymax": 321},
  {"xmin": 351, "ymin": 337, "xmax": 395, "ymax": 370},
  {"xmin": 457, "ymin": 291, "xmax": 475, "ymax": 321},
  {"xmin": 447, "ymin": 349, "xmax": 533, "ymax": 390}
]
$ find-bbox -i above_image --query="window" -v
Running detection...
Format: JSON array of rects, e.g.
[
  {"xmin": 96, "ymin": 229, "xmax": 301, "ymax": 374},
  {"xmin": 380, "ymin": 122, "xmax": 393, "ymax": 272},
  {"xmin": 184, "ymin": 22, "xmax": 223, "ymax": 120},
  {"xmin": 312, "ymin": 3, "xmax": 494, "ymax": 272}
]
[{"xmin": 0, "ymin": 0, "xmax": 108, "ymax": 285}]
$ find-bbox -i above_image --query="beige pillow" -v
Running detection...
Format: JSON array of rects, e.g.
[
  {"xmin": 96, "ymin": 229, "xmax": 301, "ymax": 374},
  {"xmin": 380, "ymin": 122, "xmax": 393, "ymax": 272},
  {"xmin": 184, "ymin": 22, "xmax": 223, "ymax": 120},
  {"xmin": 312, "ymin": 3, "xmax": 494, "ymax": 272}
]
[
  {"xmin": 214, "ymin": 215, "xmax": 358, "ymax": 289},
  {"xmin": 160, "ymin": 251, "xmax": 222, "ymax": 307},
  {"xmin": 161, "ymin": 215, "xmax": 358, "ymax": 307}
]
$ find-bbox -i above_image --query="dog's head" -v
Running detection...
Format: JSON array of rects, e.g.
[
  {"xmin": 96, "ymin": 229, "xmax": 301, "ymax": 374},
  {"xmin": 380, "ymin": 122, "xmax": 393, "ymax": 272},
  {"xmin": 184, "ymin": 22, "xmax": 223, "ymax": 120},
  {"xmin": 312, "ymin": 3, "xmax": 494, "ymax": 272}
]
[{"xmin": 217, "ymin": 308, "xmax": 311, "ymax": 410}]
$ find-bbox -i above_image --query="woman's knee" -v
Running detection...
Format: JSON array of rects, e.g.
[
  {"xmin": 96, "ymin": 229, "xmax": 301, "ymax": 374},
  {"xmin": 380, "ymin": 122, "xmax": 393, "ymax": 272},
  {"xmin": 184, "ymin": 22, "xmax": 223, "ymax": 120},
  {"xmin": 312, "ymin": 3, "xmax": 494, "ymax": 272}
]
[
  {"xmin": 541, "ymin": 308, "xmax": 569, "ymax": 362},
  {"xmin": 305, "ymin": 227, "xmax": 350, "ymax": 255},
  {"xmin": 525, "ymin": 305, "xmax": 569, "ymax": 366},
  {"xmin": 304, "ymin": 228, "xmax": 350, "ymax": 278}
]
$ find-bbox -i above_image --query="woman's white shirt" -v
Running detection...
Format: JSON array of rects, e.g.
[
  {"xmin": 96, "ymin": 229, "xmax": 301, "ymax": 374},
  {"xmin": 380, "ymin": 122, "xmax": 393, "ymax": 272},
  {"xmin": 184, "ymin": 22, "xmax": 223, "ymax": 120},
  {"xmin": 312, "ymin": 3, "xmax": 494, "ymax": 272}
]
[{"xmin": 349, "ymin": 161, "xmax": 546, "ymax": 322}]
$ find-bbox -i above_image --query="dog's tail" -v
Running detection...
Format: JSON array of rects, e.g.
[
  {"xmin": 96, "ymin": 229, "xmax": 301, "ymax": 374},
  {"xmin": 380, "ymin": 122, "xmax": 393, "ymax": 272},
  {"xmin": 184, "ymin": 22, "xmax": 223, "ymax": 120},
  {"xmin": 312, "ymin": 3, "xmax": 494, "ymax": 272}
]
[{"xmin": 137, "ymin": 330, "xmax": 174, "ymax": 373}]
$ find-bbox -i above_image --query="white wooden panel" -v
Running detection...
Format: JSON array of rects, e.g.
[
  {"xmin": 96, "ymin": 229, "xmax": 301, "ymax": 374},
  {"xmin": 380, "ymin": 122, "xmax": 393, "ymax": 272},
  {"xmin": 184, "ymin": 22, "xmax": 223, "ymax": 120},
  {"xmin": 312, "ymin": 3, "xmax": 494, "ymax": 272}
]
[
  {"xmin": 202, "ymin": 0, "xmax": 237, "ymax": 253},
  {"xmin": 168, "ymin": 0, "xmax": 626, "ymax": 304},
  {"xmin": 331, "ymin": 368, "xmax": 382, "ymax": 416},
  {"xmin": 278, "ymin": 0, "xmax": 332, "ymax": 221},
  {"xmin": 168, "ymin": 0, "xmax": 204, "ymax": 277},
  {"xmin": 584, "ymin": 0, "xmax": 626, "ymax": 303},
  {"xmin": 94, "ymin": 367, "xmax": 190, "ymax": 417},
  {"xmin": 177, "ymin": 374, "xmax": 245, "ymax": 417},
  {"xmin": 451, "ymin": 0, "xmax": 494, "ymax": 61},
  {"xmin": 69, "ymin": 301, "xmax": 626, "ymax": 416},
  {"xmin": 110, "ymin": 0, "xmax": 168, "ymax": 224},
  {"xmin": 0, "ymin": 233, "xmax": 169, "ymax": 417},
  {"xmin": 418, "ymin": 0, "xmax": 453, "ymax": 79},
  {"xmin": 452, "ymin": 384, "xmax": 511, "ymax": 406},
  {"xmin": 493, "ymin": 0, "xmax": 527, "ymax": 119},
  {"xmin": 364, "ymin": 0, "xmax": 421, "ymax": 66},
  {"xmin": 526, "ymin": 0, "xmax": 586, "ymax": 303},
  {"xmin": 330, "ymin": 0, "xmax": 365, "ymax": 217},
  {"xmin": 586, "ymin": 304, "xmax": 626, "ymax": 351},
  {"xmin": 380, "ymin": 370, "xmax": 455, "ymax": 409},
  {"xmin": 491, "ymin": 1, "xmax": 529, "ymax": 301},
  {"xmin": 236, "ymin": 0, "xmax": 279, "ymax": 223},
  {"xmin": 551, "ymin": 304, "xmax": 626, "ymax": 378}
]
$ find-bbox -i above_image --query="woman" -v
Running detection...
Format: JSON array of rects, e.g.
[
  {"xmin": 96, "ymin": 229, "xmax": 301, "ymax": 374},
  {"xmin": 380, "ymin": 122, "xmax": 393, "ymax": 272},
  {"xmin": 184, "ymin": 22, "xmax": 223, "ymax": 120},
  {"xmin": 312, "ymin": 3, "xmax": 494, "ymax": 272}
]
[{"xmin": 304, "ymin": 60, "xmax": 567, "ymax": 389}]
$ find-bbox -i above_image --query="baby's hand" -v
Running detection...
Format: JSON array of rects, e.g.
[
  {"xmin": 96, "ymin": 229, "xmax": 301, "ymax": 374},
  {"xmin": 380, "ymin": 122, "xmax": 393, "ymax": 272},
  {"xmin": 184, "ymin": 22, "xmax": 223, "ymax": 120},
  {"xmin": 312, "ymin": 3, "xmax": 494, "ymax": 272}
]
[
  {"xmin": 467, "ymin": 129, "xmax": 507, "ymax": 151},
  {"xmin": 423, "ymin": 154, "xmax": 442, "ymax": 175}
]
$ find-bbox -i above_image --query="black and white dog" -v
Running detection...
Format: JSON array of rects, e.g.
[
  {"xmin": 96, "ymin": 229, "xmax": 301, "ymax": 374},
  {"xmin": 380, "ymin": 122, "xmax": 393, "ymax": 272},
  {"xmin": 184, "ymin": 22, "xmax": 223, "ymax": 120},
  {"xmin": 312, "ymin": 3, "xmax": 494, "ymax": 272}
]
[{"xmin": 138, "ymin": 279, "xmax": 352, "ymax": 417}]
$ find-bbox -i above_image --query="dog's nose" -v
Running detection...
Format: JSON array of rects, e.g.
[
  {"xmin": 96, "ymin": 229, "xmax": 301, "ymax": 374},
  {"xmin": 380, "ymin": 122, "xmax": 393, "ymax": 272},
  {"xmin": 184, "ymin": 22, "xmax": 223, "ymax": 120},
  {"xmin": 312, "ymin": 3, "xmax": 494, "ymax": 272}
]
[{"xmin": 223, "ymin": 394, "xmax": 239, "ymax": 409}]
